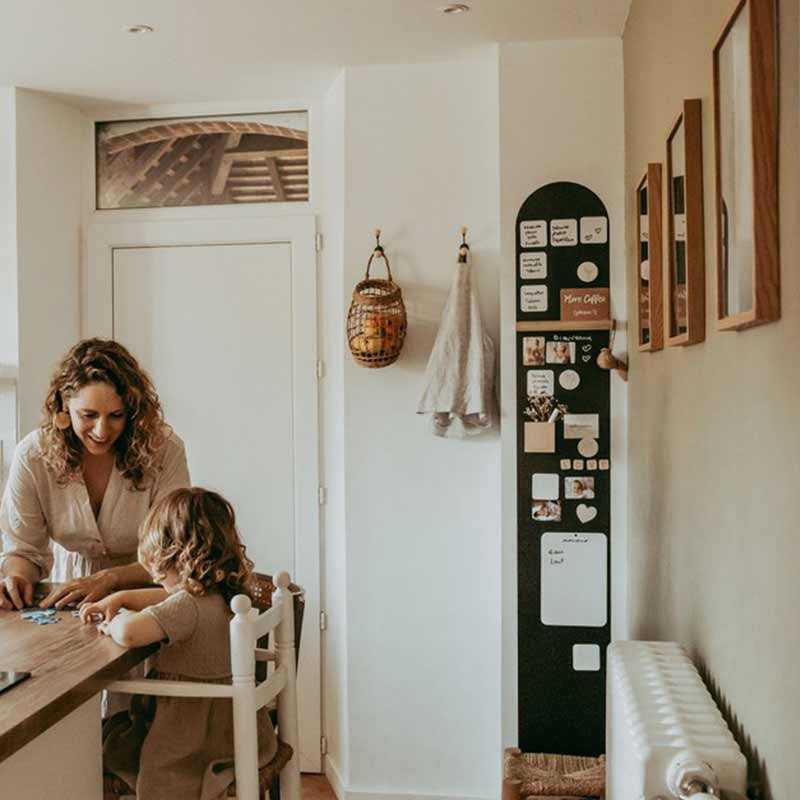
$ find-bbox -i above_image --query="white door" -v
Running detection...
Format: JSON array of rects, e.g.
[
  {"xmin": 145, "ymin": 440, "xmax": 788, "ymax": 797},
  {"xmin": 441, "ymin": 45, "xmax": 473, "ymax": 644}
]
[{"xmin": 87, "ymin": 217, "xmax": 320, "ymax": 771}]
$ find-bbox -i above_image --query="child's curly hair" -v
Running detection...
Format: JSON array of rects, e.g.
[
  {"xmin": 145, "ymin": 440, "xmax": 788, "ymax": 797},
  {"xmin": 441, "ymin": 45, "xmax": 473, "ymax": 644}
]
[
  {"xmin": 138, "ymin": 488, "xmax": 255, "ymax": 602},
  {"xmin": 41, "ymin": 338, "xmax": 167, "ymax": 489}
]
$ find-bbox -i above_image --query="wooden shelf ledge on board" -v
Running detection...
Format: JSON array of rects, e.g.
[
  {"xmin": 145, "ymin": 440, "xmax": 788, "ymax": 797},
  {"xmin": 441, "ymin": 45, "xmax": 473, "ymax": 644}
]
[{"xmin": 516, "ymin": 319, "xmax": 614, "ymax": 332}]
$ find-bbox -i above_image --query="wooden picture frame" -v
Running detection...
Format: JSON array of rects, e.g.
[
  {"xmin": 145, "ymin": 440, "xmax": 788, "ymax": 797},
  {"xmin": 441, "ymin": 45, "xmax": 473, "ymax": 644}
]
[
  {"xmin": 636, "ymin": 164, "xmax": 663, "ymax": 351},
  {"xmin": 666, "ymin": 99, "xmax": 705, "ymax": 346},
  {"xmin": 713, "ymin": 0, "xmax": 779, "ymax": 330}
]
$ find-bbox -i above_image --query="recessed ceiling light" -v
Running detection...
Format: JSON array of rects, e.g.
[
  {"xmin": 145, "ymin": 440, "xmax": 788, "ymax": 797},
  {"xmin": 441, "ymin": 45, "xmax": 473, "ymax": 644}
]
[
  {"xmin": 440, "ymin": 3, "xmax": 470, "ymax": 13},
  {"xmin": 127, "ymin": 24, "xmax": 155, "ymax": 34}
]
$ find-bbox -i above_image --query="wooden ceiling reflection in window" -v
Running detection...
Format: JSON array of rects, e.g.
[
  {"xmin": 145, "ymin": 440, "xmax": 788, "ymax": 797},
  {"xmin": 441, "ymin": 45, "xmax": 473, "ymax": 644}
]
[{"xmin": 96, "ymin": 120, "xmax": 309, "ymax": 209}]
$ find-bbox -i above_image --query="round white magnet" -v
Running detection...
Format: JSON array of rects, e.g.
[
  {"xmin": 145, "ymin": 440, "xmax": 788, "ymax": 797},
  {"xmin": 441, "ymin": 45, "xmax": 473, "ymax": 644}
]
[
  {"xmin": 559, "ymin": 369, "xmax": 580, "ymax": 390},
  {"xmin": 577, "ymin": 261, "xmax": 599, "ymax": 282},
  {"xmin": 577, "ymin": 437, "xmax": 599, "ymax": 458}
]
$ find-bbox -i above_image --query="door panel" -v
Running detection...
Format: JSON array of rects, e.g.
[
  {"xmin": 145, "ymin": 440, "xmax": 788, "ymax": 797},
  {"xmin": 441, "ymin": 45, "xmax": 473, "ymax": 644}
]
[{"xmin": 113, "ymin": 243, "xmax": 295, "ymax": 574}]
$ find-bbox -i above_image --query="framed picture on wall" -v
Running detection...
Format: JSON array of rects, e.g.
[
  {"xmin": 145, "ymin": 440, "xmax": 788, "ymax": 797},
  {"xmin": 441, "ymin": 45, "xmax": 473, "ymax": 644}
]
[
  {"xmin": 666, "ymin": 99, "xmax": 705, "ymax": 346},
  {"xmin": 635, "ymin": 164, "xmax": 664, "ymax": 351},
  {"xmin": 713, "ymin": 0, "xmax": 779, "ymax": 329},
  {"xmin": 95, "ymin": 111, "xmax": 309, "ymax": 210}
]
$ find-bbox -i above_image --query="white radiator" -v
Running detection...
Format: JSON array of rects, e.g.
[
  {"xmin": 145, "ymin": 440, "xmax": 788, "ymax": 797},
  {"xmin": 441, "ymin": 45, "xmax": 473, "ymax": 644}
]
[{"xmin": 607, "ymin": 641, "xmax": 748, "ymax": 800}]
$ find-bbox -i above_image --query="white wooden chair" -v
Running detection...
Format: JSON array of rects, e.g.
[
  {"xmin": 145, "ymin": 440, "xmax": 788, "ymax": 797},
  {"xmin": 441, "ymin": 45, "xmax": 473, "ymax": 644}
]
[{"xmin": 105, "ymin": 571, "xmax": 301, "ymax": 800}]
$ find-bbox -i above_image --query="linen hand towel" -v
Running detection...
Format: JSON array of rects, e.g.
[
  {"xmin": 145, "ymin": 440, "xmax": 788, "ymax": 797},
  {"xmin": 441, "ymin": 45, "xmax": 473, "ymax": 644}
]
[{"xmin": 417, "ymin": 254, "xmax": 496, "ymax": 437}]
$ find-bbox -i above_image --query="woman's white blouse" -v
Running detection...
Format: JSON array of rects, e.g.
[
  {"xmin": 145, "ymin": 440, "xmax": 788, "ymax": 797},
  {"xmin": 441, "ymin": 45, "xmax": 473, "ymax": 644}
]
[{"xmin": 0, "ymin": 429, "xmax": 190, "ymax": 581}]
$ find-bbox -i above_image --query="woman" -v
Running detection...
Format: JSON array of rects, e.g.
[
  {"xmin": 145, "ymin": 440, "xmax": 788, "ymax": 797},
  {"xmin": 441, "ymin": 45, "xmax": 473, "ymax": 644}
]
[{"xmin": 0, "ymin": 338, "xmax": 190, "ymax": 610}]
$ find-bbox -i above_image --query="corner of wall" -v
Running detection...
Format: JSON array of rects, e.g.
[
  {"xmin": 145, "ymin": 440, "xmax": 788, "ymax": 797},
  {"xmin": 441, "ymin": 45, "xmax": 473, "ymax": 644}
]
[{"xmin": 14, "ymin": 89, "xmax": 84, "ymax": 435}]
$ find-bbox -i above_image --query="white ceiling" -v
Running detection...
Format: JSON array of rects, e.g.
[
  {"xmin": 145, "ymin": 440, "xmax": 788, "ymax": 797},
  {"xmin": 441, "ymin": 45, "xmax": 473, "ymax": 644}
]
[{"xmin": 0, "ymin": 1, "xmax": 631, "ymax": 107}]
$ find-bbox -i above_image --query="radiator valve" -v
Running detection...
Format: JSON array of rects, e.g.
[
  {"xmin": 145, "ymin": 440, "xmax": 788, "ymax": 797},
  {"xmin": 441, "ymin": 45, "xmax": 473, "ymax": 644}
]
[{"xmin": 666, "ymin": 754, "xmax": 719, "ymax": 799}]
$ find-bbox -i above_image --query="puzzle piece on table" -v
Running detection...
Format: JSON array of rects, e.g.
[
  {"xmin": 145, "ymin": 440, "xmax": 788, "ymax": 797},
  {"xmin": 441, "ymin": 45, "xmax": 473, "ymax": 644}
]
[{"xmin": 34, "ymin": 617, "xmax": 62, "ymax": 625}]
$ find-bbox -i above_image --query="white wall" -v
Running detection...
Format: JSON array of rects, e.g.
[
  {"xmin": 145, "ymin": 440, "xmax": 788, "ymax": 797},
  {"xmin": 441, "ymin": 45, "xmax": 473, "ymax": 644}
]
[
  {"xmin": 319, "ymin": 69, "xmax": 350, "ymax": 790},
  {"xmin": 0, "ymin": 88, "xmax": 18, "ymax": 487},
  {"xmin": 0, "ymin": 88, "xmax": 17, "ymax": 368},
  {"xmin": 624, "ymin": 2, "xmax": 800, "ymax": 795},
  {"xmin": 15, "ymin": 89, "xmax": 82, "ymax": 434},
  {"xmin": 498, "ymin": 39, "xmax": 627, "ymax": 746},
  {"xmin": 340, "ymin": 56, "xmax": 502, "ymax": 800}
]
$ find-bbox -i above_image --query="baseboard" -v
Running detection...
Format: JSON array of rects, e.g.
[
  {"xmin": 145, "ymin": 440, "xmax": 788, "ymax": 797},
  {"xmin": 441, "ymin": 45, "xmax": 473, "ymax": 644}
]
[
  {"xmin": 324, "ymin": 754, "xmax": 346, "ymax": 800},
  {"xmin": 345, "ymin": 793, "xmax": 494, "ymax": 800},
  {"xmin": 323, "ymin": 755, "xmax": 496, "ymax": 800}
]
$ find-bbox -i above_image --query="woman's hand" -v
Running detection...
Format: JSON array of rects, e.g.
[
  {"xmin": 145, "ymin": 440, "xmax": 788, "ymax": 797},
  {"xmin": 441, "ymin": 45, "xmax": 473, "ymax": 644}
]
[
  {"xmin": 79, "ymin": 591, "xmax": 127, "ymax": 625},
  {"xmin": 39, "ymin": 570, "xmax": 118, "ymax": 609},
  {"xmin": 0, "ymin": 574, "xmax": 35, "ymax": 610}
]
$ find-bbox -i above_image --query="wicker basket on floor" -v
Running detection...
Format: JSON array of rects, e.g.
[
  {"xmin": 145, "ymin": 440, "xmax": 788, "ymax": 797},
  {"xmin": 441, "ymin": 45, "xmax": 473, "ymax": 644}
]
[{"xmin": 502, "ymin": 748, "xmax": 605, "ymax": 799}]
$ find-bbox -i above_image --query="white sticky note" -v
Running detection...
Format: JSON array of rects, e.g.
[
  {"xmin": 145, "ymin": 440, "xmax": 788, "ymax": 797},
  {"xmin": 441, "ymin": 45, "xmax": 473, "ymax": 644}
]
[
  {"xmin": 572, "ymin": 459, "xmax": 584, "ymax": 470},
  {"xmin": 520, "ymin": 220, "xmax": 547, "ymax": 248},
  {"xmin": 573, "ymin": 644, "xmax": 601, "ymax": 671},
  {"xmin": 541, "ymin": 532, "xmax": 608, "ymax": 627},
  {"xmin": 520, "ymin": 285, "xmax": 548, "ymax": 313},
  {"xmin": 586, "ymin": 459, "xmax": 598, "ymax": 470},
  {"xmin": 580, "ymin": 216, "xmax": 608, "ymax": 244},
  {"xmin": 550, "ymin": 219, "xmax": 578, "ymax": 247},
  {"xmin": 560, "ymin": 459, "xmax": 572, "ymax": 470},
  {"xmin": 527, "ymin": 370, "xmax": 554, "ymax": 396},
  {"xmin": 674, "ymin": 213, "xmax": 687, "ymax": 242},
  {"xmin": 564, "ymin": 414, "xmax": 600, "ymax": 439},
  {"xmin": 599, "ymin": 459, "xmax": 610, "ymax": 471},
  {"xmin": 520, "ymin": 251, "xmax": 547, "ymax": 279},
  {"xmin": 532, "ymin": 473, "xmax": 559, "ymax": 500}
]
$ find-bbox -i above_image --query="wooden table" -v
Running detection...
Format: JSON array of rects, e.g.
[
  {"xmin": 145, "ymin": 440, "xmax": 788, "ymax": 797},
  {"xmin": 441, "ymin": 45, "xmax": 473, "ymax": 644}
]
[{"xmin": 0, "ymin": 593, "xmax": 156, "ymax": 799}]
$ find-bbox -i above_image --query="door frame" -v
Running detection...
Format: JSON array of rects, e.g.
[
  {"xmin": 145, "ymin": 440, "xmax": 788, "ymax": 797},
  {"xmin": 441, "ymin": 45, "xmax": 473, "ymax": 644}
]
[{"xmin": 86, "ymin": 216, "xmax": 321, "ymax": 771}]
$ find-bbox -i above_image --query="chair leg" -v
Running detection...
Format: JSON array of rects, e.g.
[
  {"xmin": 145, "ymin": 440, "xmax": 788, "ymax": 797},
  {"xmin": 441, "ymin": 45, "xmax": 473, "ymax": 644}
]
[{"xmin": 268, "ymin": 775, "xmax": 281, "ymax": 800}]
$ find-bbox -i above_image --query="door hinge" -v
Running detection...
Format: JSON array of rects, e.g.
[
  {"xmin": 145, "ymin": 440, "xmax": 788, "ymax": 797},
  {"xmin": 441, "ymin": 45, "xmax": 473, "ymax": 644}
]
[
  {"xmin": 318, "ymin": 486, "xmax": 327, "ymax": 506},
  {"xmin": 315, "ymin": 233, "xmax": 324, "ymax": 252},
  {"xmin": 316, "ymin": 359, "xmax": 325, "ymax": 379},
  {"xmin": 320, "ymin": 610, "xmax": 327, "ymax": 631},
  {"xmin": 320, "ymin": 735, "xmax": 328, "ymax": 755}
]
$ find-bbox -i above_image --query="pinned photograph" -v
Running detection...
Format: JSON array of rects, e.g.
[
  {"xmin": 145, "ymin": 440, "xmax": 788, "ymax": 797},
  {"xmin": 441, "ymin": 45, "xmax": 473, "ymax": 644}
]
[
  {"xmin": 523, "ymin": 336, "xmax": 546, "ymax": 366},
  {"xmin": 532, "ymin": 500, "xmax": 562, "ymax": 522},
  {"xmin": 546, "ymin": 341, "xmax": 576, "ymax": 364},
  {"xmin": 565, "ymin": 477, "xmax": 595, "ymax": 500}
]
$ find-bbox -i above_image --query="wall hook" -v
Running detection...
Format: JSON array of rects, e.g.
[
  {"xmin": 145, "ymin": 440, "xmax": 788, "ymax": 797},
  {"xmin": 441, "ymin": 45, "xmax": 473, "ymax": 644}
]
[{"xmin": 458, "ymin": 226, "xmax": 470, "ymax": 263}]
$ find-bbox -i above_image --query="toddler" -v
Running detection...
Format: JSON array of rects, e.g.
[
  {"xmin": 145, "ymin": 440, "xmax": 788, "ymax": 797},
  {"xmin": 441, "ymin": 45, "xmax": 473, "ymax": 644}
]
[{"xmin": 81, "ymin": 487, "xmax": 278, "ymax": 800}]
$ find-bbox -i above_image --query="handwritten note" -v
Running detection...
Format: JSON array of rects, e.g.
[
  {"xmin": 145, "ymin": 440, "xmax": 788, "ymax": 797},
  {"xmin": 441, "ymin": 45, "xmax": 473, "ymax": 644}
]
[
  {"xmin": 579, "ymin": 216, "xmax": 608, "ymax": 244},
  {"xmin": 541, "ymin": 532, "xmax": 607, "ymax": 627},
  {"xmin": 520, "ymin": 220, "xmax": 547, "ymax": 248},
  {"xmin": 520, "ymin": 252, "xmax": 547, "ymax": 280},
  {"xmin": 550, "ymin": 219, "xmax": 578, "ymax": 247},
  {"xmin": 527, "ymin": 369, "xmax": 554, "ymax": 396},
  {"xmin": 521, "ymin": 285, "xmax": 548, "ymax": 313}
]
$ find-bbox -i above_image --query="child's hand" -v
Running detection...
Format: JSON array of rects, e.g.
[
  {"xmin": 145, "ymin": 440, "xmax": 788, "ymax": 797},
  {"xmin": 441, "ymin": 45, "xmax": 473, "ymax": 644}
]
[{"xmin": 79, "ymin": 592, "xmax": 126, "ymax": 625}]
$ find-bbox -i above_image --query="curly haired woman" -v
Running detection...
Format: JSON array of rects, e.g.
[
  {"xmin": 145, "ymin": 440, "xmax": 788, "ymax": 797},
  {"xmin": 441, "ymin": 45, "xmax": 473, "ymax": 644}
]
[{"xmin": 0, "ymin": 338, "xmax": 190, "ymax": 610}]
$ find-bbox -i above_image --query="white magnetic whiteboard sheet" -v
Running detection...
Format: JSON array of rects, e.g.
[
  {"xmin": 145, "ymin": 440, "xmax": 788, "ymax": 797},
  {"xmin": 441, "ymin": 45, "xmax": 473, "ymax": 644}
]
[{"xmin": 541, "ymin": 532, "xmax": 607, "ymax": 627}]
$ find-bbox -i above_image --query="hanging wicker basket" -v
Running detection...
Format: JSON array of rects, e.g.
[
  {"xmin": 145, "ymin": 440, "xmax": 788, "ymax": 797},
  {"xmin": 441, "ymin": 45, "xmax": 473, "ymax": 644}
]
[{"xmin": 347, "ymin": 234, "xmax": 407, "ymax": 368}]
